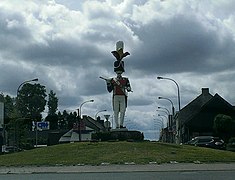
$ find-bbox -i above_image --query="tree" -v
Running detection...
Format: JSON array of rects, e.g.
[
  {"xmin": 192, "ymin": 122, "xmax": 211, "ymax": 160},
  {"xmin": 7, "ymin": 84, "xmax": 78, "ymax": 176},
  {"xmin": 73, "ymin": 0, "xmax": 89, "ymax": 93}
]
[
  {"xmin": 214, "ymin": 114, "xmax": 235, "ymax": 142},
  {"xmin": 45, "ymin": 114, "xmax": 58, "ymax": 130},
  {"xmin": 67, "ymin": 112, "xmax": 77, "ymax": 129},
  {"xmin": 0, "ymin": 93, "xmax": 4, "ymax": 102},
  {"xmin": 3, "ymin": 95, "xmax": 15, "ymax": 124},
  {"xmin": 0, "ymin": 94, "xmax": 23, "ymax": 147},
  {"xmin": 17, "ymin": 83, "xmax": 47, "ymax": 123},
  {"xmin": 61, "ymin": 110, "xmax": 69, "ymax": 129},
  {"xmin": 16, "ymin": 83, "xmax": 47, "ymax": 148},
  {"xmin": 47, "ymin": 90, "xmax": 58, "ymax": 116},
  {"xmin": 45, "ymin": 90, "xmax": 59, "ymax": 130}
]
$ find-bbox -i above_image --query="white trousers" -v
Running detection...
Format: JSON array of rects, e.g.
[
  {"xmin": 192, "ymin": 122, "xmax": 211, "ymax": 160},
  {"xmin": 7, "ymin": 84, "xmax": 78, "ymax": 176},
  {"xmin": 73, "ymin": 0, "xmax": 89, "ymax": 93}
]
[{"xmin": 113, "ymin": 95, "xmax": 126, "ymax": 128}]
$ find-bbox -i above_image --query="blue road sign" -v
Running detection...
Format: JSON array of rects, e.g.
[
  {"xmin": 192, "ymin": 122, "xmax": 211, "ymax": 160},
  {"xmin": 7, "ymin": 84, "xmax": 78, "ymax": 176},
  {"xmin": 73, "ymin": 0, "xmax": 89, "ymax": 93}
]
[{"xmin": 37, "ymin": 121, "xmax": 50, "ymax": 130}]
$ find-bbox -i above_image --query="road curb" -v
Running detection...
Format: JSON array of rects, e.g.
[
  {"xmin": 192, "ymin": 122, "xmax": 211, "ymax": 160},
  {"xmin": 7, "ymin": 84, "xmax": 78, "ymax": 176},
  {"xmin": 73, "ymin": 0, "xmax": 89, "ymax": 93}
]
[{"xmin": 1, "ymin": 163, "xmax": 235, "ymax": 174}]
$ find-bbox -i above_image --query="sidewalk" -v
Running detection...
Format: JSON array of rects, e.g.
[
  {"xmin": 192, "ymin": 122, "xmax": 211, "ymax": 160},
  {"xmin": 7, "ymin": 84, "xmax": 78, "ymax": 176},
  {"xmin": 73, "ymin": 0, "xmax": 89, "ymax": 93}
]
[{"xmin": 1, "ymin": 163, "xmax": 235, "ymax": 174}]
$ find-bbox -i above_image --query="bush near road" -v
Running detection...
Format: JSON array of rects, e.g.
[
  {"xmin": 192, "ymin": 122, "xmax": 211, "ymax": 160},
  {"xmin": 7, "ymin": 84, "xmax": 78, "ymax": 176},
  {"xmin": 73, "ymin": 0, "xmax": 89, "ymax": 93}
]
[{"xmin": 227, "ymin": 137, "xmax": 235, "ymax": 152}]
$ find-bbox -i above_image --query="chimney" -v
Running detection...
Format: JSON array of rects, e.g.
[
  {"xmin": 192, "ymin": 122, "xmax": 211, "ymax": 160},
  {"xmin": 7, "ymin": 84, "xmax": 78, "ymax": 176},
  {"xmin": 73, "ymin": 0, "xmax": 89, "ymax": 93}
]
[{"xmin": 202, "ymin": 88, "xmax": 209, "ymax": 95}]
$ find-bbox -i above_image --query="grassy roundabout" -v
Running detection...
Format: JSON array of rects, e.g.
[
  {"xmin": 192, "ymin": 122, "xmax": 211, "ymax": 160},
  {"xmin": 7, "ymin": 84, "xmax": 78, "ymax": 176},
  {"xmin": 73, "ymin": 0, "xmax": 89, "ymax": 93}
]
[{"xmin": 0, "ymin": 141, "xmax": 235, "ymax": 166}]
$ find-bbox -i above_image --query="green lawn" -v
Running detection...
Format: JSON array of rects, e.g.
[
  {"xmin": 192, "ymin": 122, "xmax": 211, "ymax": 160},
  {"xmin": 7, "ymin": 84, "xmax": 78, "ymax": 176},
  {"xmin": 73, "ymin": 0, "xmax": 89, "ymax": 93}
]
[{"xmin": 0, "ymin": 141, "xmax": 235, "ymax": 166}]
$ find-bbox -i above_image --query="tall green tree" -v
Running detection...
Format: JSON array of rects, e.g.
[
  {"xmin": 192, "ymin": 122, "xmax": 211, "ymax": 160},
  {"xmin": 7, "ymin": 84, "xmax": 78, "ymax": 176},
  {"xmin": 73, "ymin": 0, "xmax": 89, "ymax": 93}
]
[
  {"xmin": 17, "ymin": 83, "xmax": 47, "ymax": 123},
  {"xmin": 214, "ymin": 114, "xmax": 235, "ymax": 142},
  {"xmin": 45, "ymin": 90, "xmax": 58, "ymax": 130},
  {"xmin": 47, "ymin": 90, "xmax": 58, "ymax": 116},
  {"xmin": 0, "ymin": 93, "xmax": 4, "ymax": 102},
  {"xmin": 3, "ymin": 95, "xmax": 15, "ymax": 124},
  {"xmin": 67, "ymin": 112, "xmax": 77, "ymax": 129},
  {"xmin": 61, "ymin": 110, "xmax": 69, "ymax": 129},
  {"xmin": 45, "ymin": 114, "xmax": 58, "ymax": 130}
]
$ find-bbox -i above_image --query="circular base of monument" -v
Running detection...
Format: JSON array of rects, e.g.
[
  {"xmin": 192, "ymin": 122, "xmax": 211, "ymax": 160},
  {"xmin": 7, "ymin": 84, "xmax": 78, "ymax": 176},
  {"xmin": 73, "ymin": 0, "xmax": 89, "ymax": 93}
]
[{"xmin": 92, "ymin": 130, "xmax": 144, "ymax": 141}]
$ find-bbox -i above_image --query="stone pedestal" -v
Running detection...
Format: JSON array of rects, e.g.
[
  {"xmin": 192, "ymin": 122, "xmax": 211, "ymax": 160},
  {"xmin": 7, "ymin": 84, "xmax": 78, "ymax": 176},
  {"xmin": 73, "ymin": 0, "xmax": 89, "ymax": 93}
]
[
  {"xmin": 111, "ymin": 128, "xmax": 128, "ymax": 132},
  {"xmin": 92, "ymin": 130, "xmax": 144, "ymax": 141}
]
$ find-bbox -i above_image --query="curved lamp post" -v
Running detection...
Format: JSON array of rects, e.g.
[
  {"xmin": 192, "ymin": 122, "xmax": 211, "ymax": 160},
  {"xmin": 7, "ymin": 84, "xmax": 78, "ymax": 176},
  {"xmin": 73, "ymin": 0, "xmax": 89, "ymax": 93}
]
[
  {"xmin": 158, "ymin": 106, "xmax": 170, "ymax": 115},
  {"xmin": 158, "ymin": 114, "xmax": 167, "ymax": 127},
  {"xmin": 157, "ymin": 77, "xmax": 180, "ymax": 111},
  {"xmin": 156, "ymin": 109, "xmax": 169, "ymax": 116},
  {"xmin": 157, "ymin": 76, "xmax": 181, "ymax": 143},
  {"xmin": 154, "ymin": 118, "xmax": 164, "ymax": 129},
  {"xmin": 78, "ymin": 99, "xmax": 94, "ymax": 141},
  {"xmin": 79, "ymin": 99, "xmax": 94, "ymax": 118},
  {"xmin": 156, "ymin": 118, "xmax": 165, "ymax": 141},
  {"xmin": 16, "ymin": 78, "xmax": 39, "ymax": 109},
  {"xmin": 158, "ymin": 96, "xmax": 175, "ymax": 115},
  {"xmin": 17, "ymin": 78, "xmax": 39, "ymax": 97},
  {"xmin": 95, "ymin": 109, "xmax": 107, "ymax": 120}
]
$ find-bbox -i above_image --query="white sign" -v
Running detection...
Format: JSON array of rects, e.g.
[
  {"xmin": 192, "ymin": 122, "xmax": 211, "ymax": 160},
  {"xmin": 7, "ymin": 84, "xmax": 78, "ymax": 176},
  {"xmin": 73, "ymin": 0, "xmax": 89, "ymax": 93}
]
[{"xmin": 37, "ymin": 121, "xmax": 50, "ymax": 130}]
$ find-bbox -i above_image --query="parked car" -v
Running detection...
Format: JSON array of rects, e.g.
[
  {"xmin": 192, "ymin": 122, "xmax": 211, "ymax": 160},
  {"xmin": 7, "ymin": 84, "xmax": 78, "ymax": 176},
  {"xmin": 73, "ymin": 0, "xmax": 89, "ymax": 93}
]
[
  {"xmin": 2, "ymin": 145, "xmax": 22, "ymax": 153},
  {"xmin": 186, "ymin": 136, "xmax": 225, "ymax": 150}
]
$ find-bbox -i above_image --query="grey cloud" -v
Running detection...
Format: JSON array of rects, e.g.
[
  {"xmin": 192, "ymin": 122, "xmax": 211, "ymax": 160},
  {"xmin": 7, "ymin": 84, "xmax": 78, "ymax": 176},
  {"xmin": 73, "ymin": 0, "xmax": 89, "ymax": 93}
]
[
  {"xmin": 58, "ymin": 95, "xmax": 81, "ymax": 107},
  {"xmin": 18, "ymin": 39, "xmax": 107, "ymax": 66},
  {"xmin": 79, "ymin": 75, "xmax": 106, "ymax": 96},
  {"xmin": 0, "ymin": 8, "xmax": 32, "ymax": 50},
  {"xmin": 131, "ymin": 14, "xmax": 235, "ymax": 75},
  {"xmin": 0, "ymin": 62, "xmax": 38, "ymax": 95},
  {"xmin": 129, "ymin": 97, "xmax": 152, "ymax": 107}
]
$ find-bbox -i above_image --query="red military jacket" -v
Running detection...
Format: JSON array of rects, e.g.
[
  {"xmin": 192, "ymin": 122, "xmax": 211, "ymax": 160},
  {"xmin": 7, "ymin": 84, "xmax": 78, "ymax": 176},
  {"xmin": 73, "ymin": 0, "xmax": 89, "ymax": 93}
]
[{"xmin": 107, "ymin": 76, "xmax": 131, "ymax": 96}]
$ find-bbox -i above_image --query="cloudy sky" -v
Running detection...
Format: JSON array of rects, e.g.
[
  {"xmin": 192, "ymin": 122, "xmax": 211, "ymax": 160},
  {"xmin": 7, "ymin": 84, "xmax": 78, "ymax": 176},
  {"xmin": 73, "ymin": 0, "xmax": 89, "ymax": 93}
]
[{"xmin": 1, "ymin": 0, "xmax": 235, "ymax": 140}]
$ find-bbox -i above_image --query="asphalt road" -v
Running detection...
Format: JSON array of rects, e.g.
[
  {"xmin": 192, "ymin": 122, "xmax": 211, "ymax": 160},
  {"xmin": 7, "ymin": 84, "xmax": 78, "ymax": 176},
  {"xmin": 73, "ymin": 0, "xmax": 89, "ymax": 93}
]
[
  {"xmin": 1, "ymin": 171, "xmax": 235, "ymax": 180},
  {"xmin": 0, "ymin": 163, "xmax": 235, "ymax": 180}
]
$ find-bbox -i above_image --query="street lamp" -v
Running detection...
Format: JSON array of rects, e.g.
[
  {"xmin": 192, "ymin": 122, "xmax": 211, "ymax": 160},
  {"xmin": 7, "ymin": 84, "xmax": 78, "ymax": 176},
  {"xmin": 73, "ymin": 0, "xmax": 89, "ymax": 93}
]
[
  {"xmin": 156, "ymin": 109, "xmax": 169, "ymax": 116},
  {"xmin": 154, "ymin": 118, "xmax": 164, "ymax": 142},
  {"xmin": 158, "ymin": 96, "xmax": 175, "ymax": 115},
  {"xmin": 95, "ymin": 109, "xmax": 107, "ymax": 120},
  {"xmin": 157, "ymin": 77, "xmax": 180, "ymax": 111},
  {"xmin": 79, "ymin": 99, "xmax": 94, "ymax": 119},
  {"xmin": 154, "ymin": 118, "xmax": 164, "ymax": 129},
  {"xmin": 158, "ymin": 106, "xmax": 170, "ymax": 115},
  {"xmin": 157, "ymin": 76, "xmax": 181, "ymax": 143},
  {"xmin": 17, "ymin": 78, "xmax": 39, "ymax": 97},
  {"xmin": 78, "ymin": 99, "xmax": 94, "ymax": 141},
  {"xmin": 158, "ymin": 114, "xmax": 167, "ymax": 127}
]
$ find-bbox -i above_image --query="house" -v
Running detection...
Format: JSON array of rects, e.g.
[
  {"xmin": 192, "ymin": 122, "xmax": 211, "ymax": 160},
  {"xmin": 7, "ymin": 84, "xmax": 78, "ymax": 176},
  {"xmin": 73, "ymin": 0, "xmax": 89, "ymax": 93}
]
[
  {"xmin": 176, "ymin": 88, "xmax": 235, "ymax": 143},
  {"xmin": 59, "ymin": 115, "xmax": 107, "ymax": 143}
]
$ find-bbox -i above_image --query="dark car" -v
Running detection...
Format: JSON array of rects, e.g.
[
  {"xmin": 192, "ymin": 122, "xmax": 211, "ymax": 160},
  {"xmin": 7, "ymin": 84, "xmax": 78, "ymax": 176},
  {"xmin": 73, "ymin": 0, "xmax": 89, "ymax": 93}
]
[
  {"xmin": 2, "ymin": 145, "xmax": 22, "ymax": 153},
  {"xmin": 186, "ymin": 136, "xmax": 225, "ymax": 150}
]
